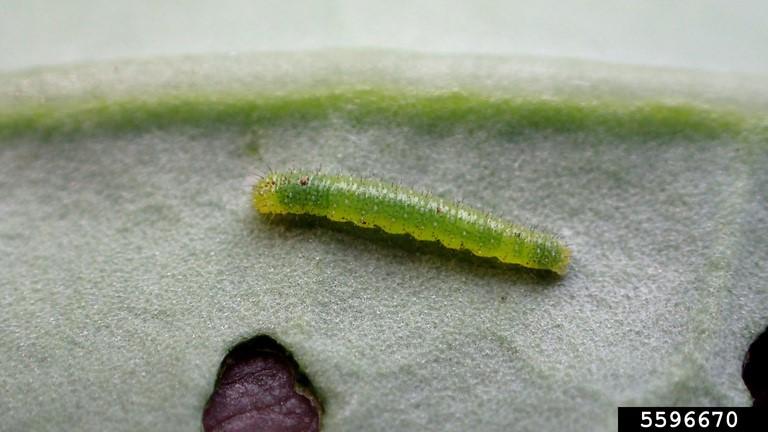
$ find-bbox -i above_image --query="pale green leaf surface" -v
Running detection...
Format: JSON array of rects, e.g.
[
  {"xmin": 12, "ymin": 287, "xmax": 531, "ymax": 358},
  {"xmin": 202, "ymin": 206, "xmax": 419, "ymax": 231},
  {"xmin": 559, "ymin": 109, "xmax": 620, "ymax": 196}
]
[{"xmin": 1, "ymin": 52, "xmax": 767, "ymax": 431}]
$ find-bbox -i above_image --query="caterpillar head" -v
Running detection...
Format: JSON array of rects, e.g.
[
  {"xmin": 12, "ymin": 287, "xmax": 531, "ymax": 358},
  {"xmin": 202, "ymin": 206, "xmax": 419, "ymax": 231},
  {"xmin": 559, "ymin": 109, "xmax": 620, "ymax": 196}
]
[{"xmin": 253, "ymin": 174, "xmax": 284, "ymax": 214}]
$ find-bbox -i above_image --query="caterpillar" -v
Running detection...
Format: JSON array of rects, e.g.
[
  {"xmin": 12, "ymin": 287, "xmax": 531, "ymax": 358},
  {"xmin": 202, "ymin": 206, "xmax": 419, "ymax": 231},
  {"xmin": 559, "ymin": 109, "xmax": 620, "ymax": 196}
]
[{"xmin": 253, "ymin": 171, "xmax": 571, "ymax": 275}]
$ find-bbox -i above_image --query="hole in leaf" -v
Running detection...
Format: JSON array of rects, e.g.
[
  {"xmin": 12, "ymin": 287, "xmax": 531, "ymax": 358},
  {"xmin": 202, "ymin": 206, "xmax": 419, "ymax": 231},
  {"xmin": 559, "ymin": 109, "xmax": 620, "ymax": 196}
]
[
  {"xmin": 203, "ymin": 335, "xmax": 322, "ymax": 432},
  {"xmin": 742, "ymin": 326, "xmax": 768, "ymax": 407}
]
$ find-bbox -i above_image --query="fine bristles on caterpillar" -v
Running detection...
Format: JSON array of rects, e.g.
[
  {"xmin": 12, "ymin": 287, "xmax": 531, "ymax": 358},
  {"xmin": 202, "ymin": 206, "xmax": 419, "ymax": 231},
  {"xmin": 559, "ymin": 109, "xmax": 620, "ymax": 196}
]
[{"xmin": 253, "ymin": 171, "xmax": 571, "ymax": 275}]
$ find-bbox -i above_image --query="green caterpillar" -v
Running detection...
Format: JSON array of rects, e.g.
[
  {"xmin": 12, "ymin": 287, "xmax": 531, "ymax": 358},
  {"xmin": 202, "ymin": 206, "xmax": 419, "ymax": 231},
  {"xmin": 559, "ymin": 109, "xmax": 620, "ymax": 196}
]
[{"xmin": 254, "ymin": 171, "xmax": 571, "ymax": 275}]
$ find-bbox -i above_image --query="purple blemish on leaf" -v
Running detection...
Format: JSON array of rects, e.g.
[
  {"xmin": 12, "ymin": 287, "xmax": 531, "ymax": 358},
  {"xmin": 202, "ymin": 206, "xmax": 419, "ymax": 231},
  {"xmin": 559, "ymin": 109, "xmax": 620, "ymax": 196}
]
[{"xmin": 203, "ymin": 336, "xmax": 321, "ymax": 432}]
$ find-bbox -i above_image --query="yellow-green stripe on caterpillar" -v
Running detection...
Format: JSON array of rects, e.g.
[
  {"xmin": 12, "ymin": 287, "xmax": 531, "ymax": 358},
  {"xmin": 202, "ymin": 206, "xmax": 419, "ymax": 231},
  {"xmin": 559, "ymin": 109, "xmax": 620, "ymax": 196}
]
[{"xmin": 253, "ymin": 171, "xmax": 571, "ymax": 275}]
